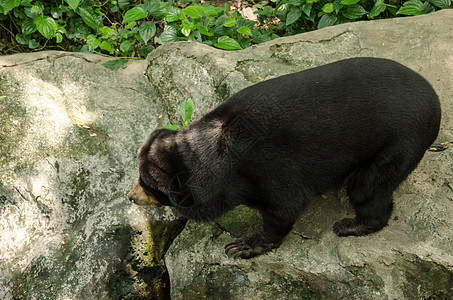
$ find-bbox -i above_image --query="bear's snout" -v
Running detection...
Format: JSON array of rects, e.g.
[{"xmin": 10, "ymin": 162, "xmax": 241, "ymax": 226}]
[{"xmin": 127, "ymin": 179, "xmax": 162, "ymax": 207}]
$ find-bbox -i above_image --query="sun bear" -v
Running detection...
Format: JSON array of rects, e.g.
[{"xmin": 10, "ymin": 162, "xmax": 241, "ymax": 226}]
[{"xmin": 128, "ymin": 57, "xmax": 441, "ymax": 259}]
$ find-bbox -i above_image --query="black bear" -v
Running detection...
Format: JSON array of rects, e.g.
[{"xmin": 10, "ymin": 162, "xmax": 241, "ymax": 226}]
[{"xmin": 128, "ymin": 57, "xmax": 441, "ymax": 259}]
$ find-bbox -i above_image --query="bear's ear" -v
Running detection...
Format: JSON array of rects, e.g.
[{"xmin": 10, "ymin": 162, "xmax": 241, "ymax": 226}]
[
  {"xmin": 168, "ymin": 171, "xmax": 196, "ymax": 208},
  {"xmin": 138, "ymin": 128, "xmax": 195, "ymax": 207},
  {"xmin": 138, "ymin": 129, "xmax": 179, "ymax": 193}
]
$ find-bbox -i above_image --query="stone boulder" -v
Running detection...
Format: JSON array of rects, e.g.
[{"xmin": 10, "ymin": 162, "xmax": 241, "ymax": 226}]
[
  {"xmin": 0, "ymin": 9, "xmax": 452, "ymax": 300},
  {"xmin": 0, "ymin": 52, "xmax": 185, "ymax": 299}
]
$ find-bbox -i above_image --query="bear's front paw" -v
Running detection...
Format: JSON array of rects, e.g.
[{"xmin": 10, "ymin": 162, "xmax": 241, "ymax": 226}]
[{"xmin": 224, "ymin": 233, "xmax": 281, "ymax": 259}]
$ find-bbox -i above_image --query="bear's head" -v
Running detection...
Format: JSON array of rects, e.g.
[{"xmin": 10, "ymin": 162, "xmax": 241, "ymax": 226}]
[{"xmin": 128, "ymin": 129, "xmax": 194, "ymax": 208}]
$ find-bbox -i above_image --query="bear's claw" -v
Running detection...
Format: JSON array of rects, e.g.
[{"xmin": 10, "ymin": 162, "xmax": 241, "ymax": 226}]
[
  {"xmin": 333, "ymin": 218, "xmax": 386, "ymax": 236},
  {"xmin": 224, "ymin": 233, "xmax": 281, "ymax": 259}
]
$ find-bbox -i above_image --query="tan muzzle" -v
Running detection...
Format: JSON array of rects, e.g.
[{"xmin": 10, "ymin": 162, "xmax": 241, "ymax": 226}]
[{"xmin": 127, "ymin": 180, "xmax": 163, "ymax": 207}]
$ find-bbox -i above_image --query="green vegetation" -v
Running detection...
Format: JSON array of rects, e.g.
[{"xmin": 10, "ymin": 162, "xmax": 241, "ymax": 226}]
[
  {"xmin": 143, "ymin": 223, "xmax": 168, "ymax": 266},
  {"xmin": 161, "ymin": 98, "xmax": 194, "ymax": 130},
  {"xmin": 0, "ymin": 0, "xmax": 451, "ymax": 56}
]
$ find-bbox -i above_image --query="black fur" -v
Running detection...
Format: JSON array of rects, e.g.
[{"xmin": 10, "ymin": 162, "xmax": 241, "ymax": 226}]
[{"xmin": 135, "ymin": 58, "xmax": 441, "ymax": 259}]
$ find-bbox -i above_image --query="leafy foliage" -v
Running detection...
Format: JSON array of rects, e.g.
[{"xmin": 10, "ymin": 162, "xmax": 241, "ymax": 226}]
[
  {"xmin": 0, "ymin": 0, "xmax": 451, "ymax": 56},
  {"xmin": 161, "ymin": 98, "xmax": 194, "ymax": 130},
  {"xmin": 253, "ymin": 0, "xmax": 449, "ymax": 33}
]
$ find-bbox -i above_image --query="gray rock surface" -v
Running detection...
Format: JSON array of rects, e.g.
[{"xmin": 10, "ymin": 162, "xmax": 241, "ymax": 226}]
[
  {"xmin": 0, "ymin": 52, "xmax": 182, "ymax": 299},
  {"xmin": 0, "ymin": 9, "xmax": 452, "ymax": 300}
]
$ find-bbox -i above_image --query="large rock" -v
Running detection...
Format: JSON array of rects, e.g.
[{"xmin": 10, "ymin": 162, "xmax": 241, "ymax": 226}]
[
  {"xmin": 149, "ymin": 10, "xmax": 453, "ymax": 300},
  {"xmin": 0, "ymin": 52, "xmax": 185, "ymax": 299},
  {"xmin": 0, "ymin": 9, "xmax": 452, "ymax": 300}
]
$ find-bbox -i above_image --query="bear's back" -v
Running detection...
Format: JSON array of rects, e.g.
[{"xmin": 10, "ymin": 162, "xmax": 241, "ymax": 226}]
[
  {"xmin": 201, "ymin": 58, "xmax": 441, "ymax": 191},
  {"xmin": 214, "ymin": 58, "xmax": 440, "ymax": 150}
]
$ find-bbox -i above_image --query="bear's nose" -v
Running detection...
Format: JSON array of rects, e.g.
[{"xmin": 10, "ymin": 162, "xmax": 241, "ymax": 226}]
[{"xmin": 127, "ymin": 192, "xmax": 135, "ymax": 203}]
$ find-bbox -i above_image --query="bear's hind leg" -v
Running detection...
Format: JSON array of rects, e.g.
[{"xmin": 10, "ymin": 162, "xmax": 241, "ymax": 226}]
[
  {"xmin": 225, "ymin": 211, "xmax": 295, "ymax": 259},
  {"xmin": 333, "ymin": 153, "xmax": 419, "ymax": 237},
  {"xmin": 333, "ymin": 188, "xmax": 394, "ymax": 236}
]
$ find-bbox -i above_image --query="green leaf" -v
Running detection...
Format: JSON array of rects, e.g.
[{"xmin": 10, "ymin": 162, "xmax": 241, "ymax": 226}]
[
  {"xmin": 237, "ymin": 38, "xmax": 251, "ymax": 50},
  {"xmin": 21, "ymin": 18, "xmax": 36, "ymax": 35},
  {"xmin": 223, "ymin": 18, "xmax": 237, "ymax": 27},
  {"xmin": 276, "ymin": 3, "xmax": 289, "ymax": 19},
  {"xmin": 423, "ymin": 1, "xmax": 435, "ymax": 13},
  {"xmin": 318, "ymin": 14, "xmax": 337, "ymax": 29},
  {"xmin": 51, "ymin": 6, "xmax": 62, "ymax": 18},
  {"xmin": 195, "ymin": 25, "xmax": 213, "ymax": 36},
  {"xmin": 428, "ymin": 0, "xmax": 451, "ymax": 9},
  {"xmin": 125, "ymin": 21, "xmax": 137, "ymax": 30},
  {"xmin": 164, "ymin": 6, "xmax": 181, "ymax": 22},
  {"xmin": 55, "ymin": 32, "xmax": 63, "ymax": 43},
  {"xmin": 102, "ymin": 59, "xmax": 128, "ymax": 71},
  {"xmin": 160, "ymin": 124, "xmax": 181, "ymax": 130},
  {"xmin": 110, "ymin": 5, "xmax": 119, "ymax": 12},
  {"xmin": 30, "ymin": 6, "xmax": 40, "ymax": 14},
  {"xmin": 286, "ymin": 7, "xmax": 302, "ymax": 25},
  {"xmin": 15, "ymin": 33, "xmax": 30, "ymax": 45},
  {"xmin": 322, "ymin": 3, "xmax": 335, "ymax": 13},
  {"xmin": 139, "ymin": 22, "xmax": 156, "ymax": 44},
  {"xmin": 180, "ymin": 98, "xmax": 193, "ymax": 127},
  {"xmin": 139, "ymin": 44, "xmax": 155, "ymax": 57},
  {"xmin": 333, "ymin": 0, "xmax": 344, "ymax": 12},
  {"xmin": 59, "ymin": 26, "xmax": 68, "ymax": 35},
  {"xmin": 214, "ymin": 36, "xmax": 242, "ymax": 50},
  {"xmin": 182, "ymin": 18, "xmax": 195, "ymax": 28},
  {"xmin": 100, "ymin": 26, "xmax": 117, "ymax": 39},
  {"xmin": 0, "ymin": 0, "xmax": 20, "ymax": 14},
  {"xmin": 28, "ymin": 39, "xmax": 39, "ymax": 49},
  {"xmin": 78, "ymin": 7, "xmax": 103, "ymax": 30},
  {"xmin": 24, "ymin": 3, "xmax": 43, "ymax": 17},
  {"xmin": 341, "ymin": 4, "xmax": 368, "ymax": 19},
  {"xmin": 66, "ymin": 0, "xmax": 81, "ymax": 10},
  {"xmin": 301, "ymin": 3, "xmax": 312, "ymax": 16},
  {"xmin": 120, "ymin": 40, "xmax": 133, "ymax": 53},
  {"xmin": 369, "ymin": 0, "xmax": 386, "ymax": 17},
  {"xmin": 99, "ymin": 41, "xmax": 112, "ymax": 53},
  {"xmin": 181, "ymin": 27, "xmax": 191, "ymax": 37},
  {"xmin": 146, "ymin": 1, "xmax": 165, "ymax": 18},
  {"xmin": 396, "ymin": 0, "xmax": 425, "ymax": 15},
  {"xmin": 252, "ymin": 31, "xmax": 271, "ymax": 44},
  {"xmin": 86, "ymin": 34, "xmax": 100, "ymax": 51},
  {"xmin": 189, "ymin": 30, "xmax": 202, "ymax": 42},
  {"xmin": 159, "ymin": 25, "xmax": 179, "ymax": 44},
  {"xmin": 118, "ymin": 0, "xmax": 131, "ymax": 10},
  {"xmin": 34, "ymin": 16, "xmax": 57, "ymax": 39},
  {"xmin": 123, "ymin": 5, "xmax": 148, "ymax": 23},
  {"xmin": 237, "ymin": 26, "xmax": 252, "ymax": 36},
  {"xmin": 182, "ymin": 5, "xmax": 205, "ymax": 19},
  {"xmin": 340, "ymin": 0, "xmax": 360, "ymax": 5},
  {"xmin": 202, "ymin": 5, "xmax": 221, "ymax": 16},
  {"xmin": 257, "ymin": 5, "xmax": 274, "ymax": 16}
]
